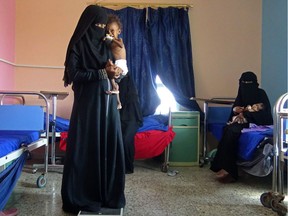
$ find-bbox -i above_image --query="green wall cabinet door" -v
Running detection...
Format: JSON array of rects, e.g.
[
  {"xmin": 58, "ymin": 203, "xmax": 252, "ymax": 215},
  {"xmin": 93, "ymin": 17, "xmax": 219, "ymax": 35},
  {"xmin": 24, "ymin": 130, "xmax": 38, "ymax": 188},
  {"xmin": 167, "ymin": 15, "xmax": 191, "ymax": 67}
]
[{"xmin": 169, "ymin": 111, "xmax": 200, "ymax": 166}]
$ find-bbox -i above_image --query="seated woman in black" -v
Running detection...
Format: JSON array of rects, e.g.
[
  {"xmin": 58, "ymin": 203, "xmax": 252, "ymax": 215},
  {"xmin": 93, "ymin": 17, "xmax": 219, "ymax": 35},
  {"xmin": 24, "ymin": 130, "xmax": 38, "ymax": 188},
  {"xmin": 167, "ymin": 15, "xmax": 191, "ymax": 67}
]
[{"xmin": 210, "ymin": 71, "xmax": 273, "ymax": 183}]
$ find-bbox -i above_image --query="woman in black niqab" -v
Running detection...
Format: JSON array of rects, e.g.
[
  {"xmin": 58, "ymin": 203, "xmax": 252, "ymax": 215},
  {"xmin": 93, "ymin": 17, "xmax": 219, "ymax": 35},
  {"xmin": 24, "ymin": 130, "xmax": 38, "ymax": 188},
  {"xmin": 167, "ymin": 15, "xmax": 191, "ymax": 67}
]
[
  {"xmin": 63, "ymin": 5, "xmax": 112, "ymax": 86},
  {"xmin": 210, "ymin": 71, "xmax": 273, "ymax": 183},
  {"xmin": 61, "ymin": 5, "xmax": 126, "ymax": 214}
]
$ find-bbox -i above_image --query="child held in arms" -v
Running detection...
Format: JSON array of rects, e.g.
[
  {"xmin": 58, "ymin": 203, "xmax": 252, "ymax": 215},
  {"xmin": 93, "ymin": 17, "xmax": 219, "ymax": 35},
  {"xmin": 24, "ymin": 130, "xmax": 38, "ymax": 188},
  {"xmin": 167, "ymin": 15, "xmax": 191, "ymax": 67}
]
[{"xmin": 104, "ymin": 14, "xmax": 128, "ymax": 109}]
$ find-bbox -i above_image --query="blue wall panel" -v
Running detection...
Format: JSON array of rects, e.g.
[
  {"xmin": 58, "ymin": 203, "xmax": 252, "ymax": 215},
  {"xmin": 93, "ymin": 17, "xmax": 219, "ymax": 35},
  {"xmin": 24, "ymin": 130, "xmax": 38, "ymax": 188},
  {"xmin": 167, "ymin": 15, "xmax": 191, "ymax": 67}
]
[{"xmin": 262, "ymin": 0, "xmax": 287, "ymax": 108}]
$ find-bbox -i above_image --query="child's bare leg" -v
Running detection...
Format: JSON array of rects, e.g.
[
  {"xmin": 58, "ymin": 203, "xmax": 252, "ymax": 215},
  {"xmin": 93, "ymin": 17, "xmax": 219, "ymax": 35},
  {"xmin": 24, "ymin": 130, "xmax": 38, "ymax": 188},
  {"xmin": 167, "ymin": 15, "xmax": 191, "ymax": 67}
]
[
  {"xmin": 106, "ymin": 79, "xmax": 119, "ymax": 94},
  {"xmin": 105, "ymin": 79, "xmax": 122, "ymax": 109},
  {"xmin": 117, "ymin": 94, "xmax": 122, "ymax": 109},
  {"xmin": 110, "ymin": 79, "xmax": 119, "ymax": 94},
  {"xmin": 112, "ymin": 81, "xmax": 122, "ymax": 109}
]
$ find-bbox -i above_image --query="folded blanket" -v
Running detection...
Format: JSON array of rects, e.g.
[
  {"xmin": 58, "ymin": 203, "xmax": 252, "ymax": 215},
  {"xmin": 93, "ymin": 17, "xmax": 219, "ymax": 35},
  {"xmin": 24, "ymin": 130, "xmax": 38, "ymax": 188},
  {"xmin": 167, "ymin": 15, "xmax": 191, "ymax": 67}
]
[{"xmin": 137, "ymin": 115, "xmax": 169, "ymax": 132}]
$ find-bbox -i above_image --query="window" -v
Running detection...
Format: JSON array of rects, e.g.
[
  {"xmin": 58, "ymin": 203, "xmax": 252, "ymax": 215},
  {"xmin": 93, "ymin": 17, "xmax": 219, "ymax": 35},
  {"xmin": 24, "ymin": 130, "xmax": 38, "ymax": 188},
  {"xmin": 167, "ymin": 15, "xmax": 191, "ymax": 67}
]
[{"xmin": 155, "ymin": 75, "xmax": 178, "ymax": 114}]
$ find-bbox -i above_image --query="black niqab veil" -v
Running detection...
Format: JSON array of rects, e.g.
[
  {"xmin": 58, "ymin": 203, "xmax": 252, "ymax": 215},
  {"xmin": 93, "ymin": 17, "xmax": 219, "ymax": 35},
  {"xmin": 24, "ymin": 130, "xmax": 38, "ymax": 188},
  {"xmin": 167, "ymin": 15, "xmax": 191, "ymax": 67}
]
[
  {"xmin": 231, "ymin": 71, "xmax": 273, "ymax": 125},
  {"xmin": 63, "ymin": 5, "xmax": 109, "ymax": 86},
  {"xmin": 237, "ymin": 71, "xmax": 259, "ymax": 106}
]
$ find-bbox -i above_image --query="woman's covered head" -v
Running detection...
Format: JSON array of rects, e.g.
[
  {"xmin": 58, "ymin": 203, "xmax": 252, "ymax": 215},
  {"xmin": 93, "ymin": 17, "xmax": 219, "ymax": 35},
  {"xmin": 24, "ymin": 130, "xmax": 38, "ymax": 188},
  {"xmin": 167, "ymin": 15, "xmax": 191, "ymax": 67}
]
[
  {"xmin": 239, "ymin": 71, "xmax": 258, "ymax": 86},
  {"xmin": 63, "ymin": 5, "xmax": 109, "ymax": 86},
  {"xmin": 85, "ymin": 5, "xmax": 108, "ymax": 25},
  {"xmin": 72, "ymin": 5, "xmax": 108, "ymax": 43},
  {"xmin": 238, "ymin": 71, "xmax": 260, "ymax": 105}
]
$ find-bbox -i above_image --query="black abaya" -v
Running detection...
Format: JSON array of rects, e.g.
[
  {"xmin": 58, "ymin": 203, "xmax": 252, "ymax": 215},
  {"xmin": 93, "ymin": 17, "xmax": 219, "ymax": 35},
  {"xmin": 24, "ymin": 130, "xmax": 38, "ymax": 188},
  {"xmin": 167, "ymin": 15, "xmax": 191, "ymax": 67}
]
[
  {"xmin": 210, "ymin": 71, "xmax": 273, "ymax": 180},
  {"xmin": 210, "ymin": 123, "xmax": 248, "ymax": 180},
  {"xmin": 61, "ymin": 6, "xmax": 125, "ymax": 214}
]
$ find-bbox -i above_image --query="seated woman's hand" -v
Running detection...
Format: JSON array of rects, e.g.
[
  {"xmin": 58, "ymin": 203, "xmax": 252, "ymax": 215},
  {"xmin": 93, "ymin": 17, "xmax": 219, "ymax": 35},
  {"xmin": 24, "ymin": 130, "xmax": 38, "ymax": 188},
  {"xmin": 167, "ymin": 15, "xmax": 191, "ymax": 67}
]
[
  {"xmin": 235, "ymin": 112, "xmax": 247, "ymax": 124},
  {"xmin": 233, "ymin": 106, "xmax": 244, "ymax": 114},
  {"xmin": 227, "ymin": 112, "xmax": 247, "ymax": 125}
]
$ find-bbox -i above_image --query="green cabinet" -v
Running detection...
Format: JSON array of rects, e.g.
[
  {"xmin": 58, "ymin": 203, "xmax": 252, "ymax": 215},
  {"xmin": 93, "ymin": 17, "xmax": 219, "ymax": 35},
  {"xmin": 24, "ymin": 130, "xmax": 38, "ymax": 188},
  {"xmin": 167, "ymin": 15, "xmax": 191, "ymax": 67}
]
[{"xmin": 169, "ymin": 111, "xmax": 200, "ymax": 166}]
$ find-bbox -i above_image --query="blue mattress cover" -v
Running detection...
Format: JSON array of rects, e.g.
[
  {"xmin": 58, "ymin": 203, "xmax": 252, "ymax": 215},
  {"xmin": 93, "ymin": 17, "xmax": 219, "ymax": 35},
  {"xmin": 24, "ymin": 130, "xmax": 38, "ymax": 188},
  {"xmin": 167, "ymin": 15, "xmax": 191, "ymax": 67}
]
[
  {"xmin": 208, "ymin": 123, "xmax": 226, "ymax": 141},
  {"xmin": 44, "ymin": 114, "xmax": 70, "ymax": 132},
  {"xmin": 238, "ymin": 127, "xmax": 273, "ymax": 161},
  {"xmin": 208, "ymin": 123, "xmax": 274, "ymax": 161},
  {"xmin": 45, "ymin": 114, "xmax": 169, "ymax": 133},
  {"xmin": 0, "ymin": 130, "xmax": 40, "ymax": 158}
]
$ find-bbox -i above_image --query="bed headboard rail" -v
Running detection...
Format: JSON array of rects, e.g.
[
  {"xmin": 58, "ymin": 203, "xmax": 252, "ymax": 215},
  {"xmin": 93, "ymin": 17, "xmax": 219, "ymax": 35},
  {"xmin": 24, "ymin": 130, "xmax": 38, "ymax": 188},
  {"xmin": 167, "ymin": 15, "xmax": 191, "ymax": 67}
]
[{"xmin": 0, "ymin": 105, "xmax": 44, "ymax": 131}]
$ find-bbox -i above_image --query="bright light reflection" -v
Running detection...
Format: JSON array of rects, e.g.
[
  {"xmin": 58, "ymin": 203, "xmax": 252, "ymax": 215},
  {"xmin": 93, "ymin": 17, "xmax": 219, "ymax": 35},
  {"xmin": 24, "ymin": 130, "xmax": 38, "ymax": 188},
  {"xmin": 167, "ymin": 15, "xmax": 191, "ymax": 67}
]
[{"xmin": 155, "ymin": 75, "xmax": 178, "ymax": 115}]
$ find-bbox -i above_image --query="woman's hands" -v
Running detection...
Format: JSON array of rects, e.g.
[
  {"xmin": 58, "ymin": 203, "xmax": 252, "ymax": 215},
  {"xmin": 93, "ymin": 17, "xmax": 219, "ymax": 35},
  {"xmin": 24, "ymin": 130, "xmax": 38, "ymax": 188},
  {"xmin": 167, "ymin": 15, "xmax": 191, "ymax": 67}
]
[
  {"xmin": 105, "ymin": 59, "xmax": 123, "ymax": 79},
  {"xmin": 234, "ymin": 112, "xmax": 247, "ymax": 124},
  {"xmin": 227, "ymin": 112, "xmax": 247, "ymax": 125},
  {"xmin": 233, "ymin": 106, "xmax": 245, "ymax": 114}
]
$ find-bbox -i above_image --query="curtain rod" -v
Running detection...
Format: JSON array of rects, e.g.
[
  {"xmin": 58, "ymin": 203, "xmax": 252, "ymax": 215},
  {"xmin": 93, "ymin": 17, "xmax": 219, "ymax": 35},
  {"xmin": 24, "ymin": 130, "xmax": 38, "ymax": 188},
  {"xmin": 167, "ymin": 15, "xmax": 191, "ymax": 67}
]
[{"xmin": 90, "ymin": 2, "xmax": 193, "ymax": 8}]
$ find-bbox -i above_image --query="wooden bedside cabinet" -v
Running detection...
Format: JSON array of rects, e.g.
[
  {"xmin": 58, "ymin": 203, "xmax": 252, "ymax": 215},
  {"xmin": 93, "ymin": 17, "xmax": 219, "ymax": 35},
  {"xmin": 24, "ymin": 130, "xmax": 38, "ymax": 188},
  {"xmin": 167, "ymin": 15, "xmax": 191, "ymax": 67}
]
[{"xmin": 169, "ymin": 111, "xmax": 200, "ymax": 166}]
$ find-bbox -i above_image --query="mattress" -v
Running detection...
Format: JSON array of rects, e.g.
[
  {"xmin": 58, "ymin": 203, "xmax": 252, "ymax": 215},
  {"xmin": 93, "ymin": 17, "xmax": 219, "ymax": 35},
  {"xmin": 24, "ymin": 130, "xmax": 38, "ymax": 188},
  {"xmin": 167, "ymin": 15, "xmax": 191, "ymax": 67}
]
[
  {"xmin": 44, "ymin": 114, "xmax": 70, "ymax": 132},
  {"xmin": 50, "ymin": 114, "xmax": 169, "ymax": 133},
  {"xmin": 238, "ymin": 127, "xmax": 273, "ymax": 161},
  {"xmin": 0, "ymin": 131, "xmax": 40, "ymax": 158}
]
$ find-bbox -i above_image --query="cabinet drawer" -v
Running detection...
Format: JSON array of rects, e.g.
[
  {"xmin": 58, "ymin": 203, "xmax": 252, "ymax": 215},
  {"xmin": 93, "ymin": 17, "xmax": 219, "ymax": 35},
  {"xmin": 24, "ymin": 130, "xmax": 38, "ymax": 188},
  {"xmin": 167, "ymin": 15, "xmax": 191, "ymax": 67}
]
[
  {"xmin": 172, "ymin": 117, "xmax": 198, "ymax": 127},
  {"xmin": 169, "ymin": 127, "xmax": 199, "ymax": 166},
  {"xmin": 172, "ymin": 111, "xmax": 199, "ymax": 126}
]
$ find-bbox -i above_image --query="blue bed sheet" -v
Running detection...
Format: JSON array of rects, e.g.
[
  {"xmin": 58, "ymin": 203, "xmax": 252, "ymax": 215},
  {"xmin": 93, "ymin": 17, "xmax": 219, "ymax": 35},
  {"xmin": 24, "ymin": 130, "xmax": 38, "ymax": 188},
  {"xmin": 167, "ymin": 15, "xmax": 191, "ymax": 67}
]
[
  {"xmin": 238, "ymin": 126, "xmax": 273, "ymax": 161},
  {"xmin": 137, "ymin": 115, "xmax": 169, "ymax": 132},
  {"xmin": 208, "ymin": 122, "xmax": 274, "ymax": 162},
  {"xmin": 0, "ymin": 131, "xmax": 40, "ymax": 158},
  {"xmin": 44, "ymin": 114, "xmax": 70, "ymax": 132},
  {"xmin": 208, "ymin": 123, "xmax": 226, "ymax": 141},
  {"xmin": 47, "ymin": 114, "xmax": 169, "ymax": 133}
]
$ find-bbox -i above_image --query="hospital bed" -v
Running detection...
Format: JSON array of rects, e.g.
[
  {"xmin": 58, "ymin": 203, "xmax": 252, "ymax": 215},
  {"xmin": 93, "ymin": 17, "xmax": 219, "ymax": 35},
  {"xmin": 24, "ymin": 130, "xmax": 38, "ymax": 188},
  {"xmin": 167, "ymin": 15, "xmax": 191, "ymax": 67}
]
[
  {"xmin": 0, "ymin": 91, "xmax": 50, "ymax": 210},
  {"xmin": 54, "ymin": 112, "xmax": 175, "ymax": 172},
  {"xmin": 260, "ymin": 92, "xmax": 288, "ymax": 216},
  {"xmin": 191, "ymin": 97, "xmax": 274, "ymax": 176}
]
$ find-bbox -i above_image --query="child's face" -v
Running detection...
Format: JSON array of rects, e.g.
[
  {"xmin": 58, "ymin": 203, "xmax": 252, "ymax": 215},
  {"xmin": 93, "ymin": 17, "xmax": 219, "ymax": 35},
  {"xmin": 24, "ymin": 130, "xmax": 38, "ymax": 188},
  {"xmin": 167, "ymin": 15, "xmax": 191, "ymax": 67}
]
[{"xmin": 107, "ymin": 22, "xmax": 121, "ymax": 39}]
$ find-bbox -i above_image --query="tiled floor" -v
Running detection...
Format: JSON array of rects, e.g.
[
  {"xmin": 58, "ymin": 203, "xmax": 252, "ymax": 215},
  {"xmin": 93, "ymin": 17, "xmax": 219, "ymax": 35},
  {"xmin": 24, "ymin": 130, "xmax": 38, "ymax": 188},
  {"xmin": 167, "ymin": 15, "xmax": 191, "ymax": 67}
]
[{"xmin": 4, "ymin": 158, "xmax": 286, "ymax": 216}]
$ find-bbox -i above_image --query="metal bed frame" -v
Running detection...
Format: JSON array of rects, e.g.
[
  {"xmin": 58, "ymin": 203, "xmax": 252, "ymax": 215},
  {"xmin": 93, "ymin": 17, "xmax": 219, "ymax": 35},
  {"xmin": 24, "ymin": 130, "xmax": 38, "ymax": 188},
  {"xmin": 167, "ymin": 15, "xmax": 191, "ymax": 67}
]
[
  {"xmin": 0, "ymin": 91, "xmax": 50, "ymax": 188},
  {"xmin": 260, "ymin": 92, "xmax": 288, "ymax": 216},
  {"xmin": 161, "ymin": 108, "xmax": 173, "ymax": 172},
  {"xmin": 190, "ymin": 97, "xmax": 235, "ymax": 166}
]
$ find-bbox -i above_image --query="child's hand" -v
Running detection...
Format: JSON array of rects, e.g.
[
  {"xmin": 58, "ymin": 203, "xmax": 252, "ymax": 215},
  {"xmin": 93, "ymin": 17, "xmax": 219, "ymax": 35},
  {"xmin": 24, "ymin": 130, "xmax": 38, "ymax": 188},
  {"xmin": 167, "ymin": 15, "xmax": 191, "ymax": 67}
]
[{"xmin": 103, "ymin": 34, "xmax": 114, "ymax": 42}]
